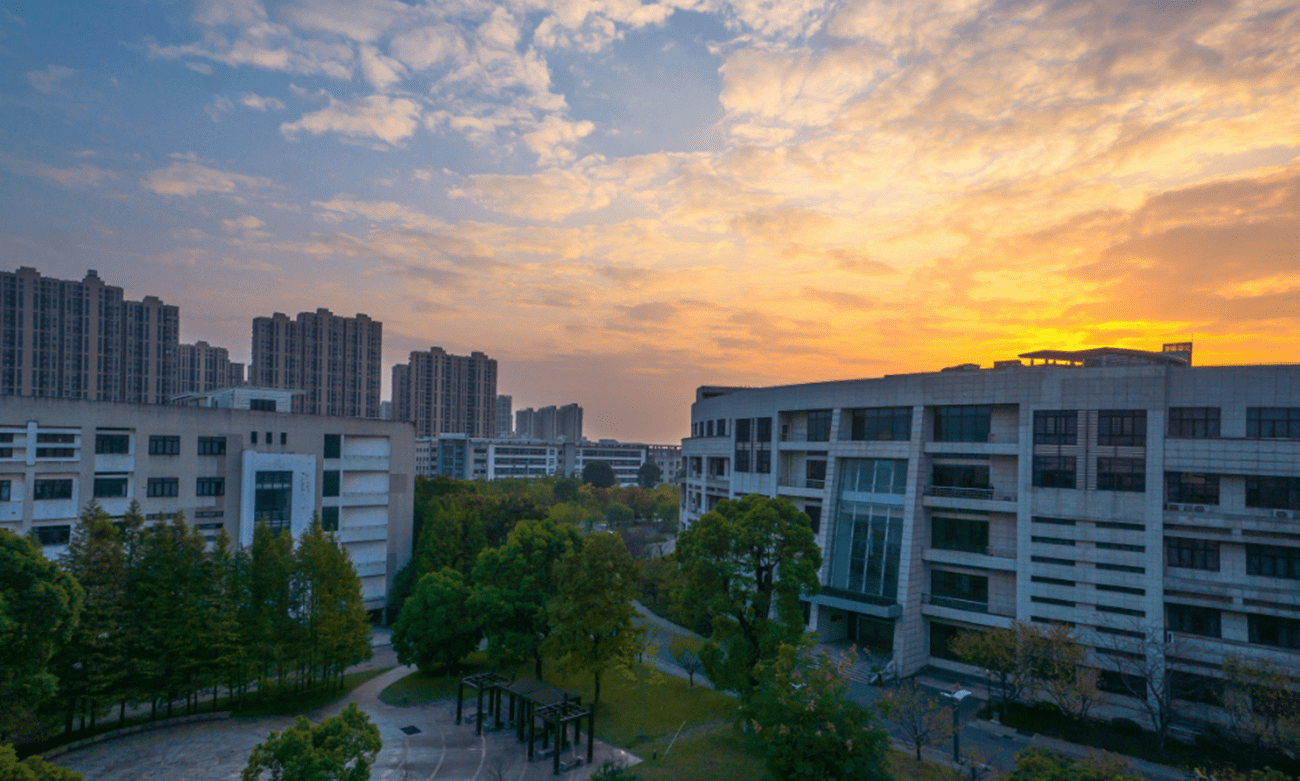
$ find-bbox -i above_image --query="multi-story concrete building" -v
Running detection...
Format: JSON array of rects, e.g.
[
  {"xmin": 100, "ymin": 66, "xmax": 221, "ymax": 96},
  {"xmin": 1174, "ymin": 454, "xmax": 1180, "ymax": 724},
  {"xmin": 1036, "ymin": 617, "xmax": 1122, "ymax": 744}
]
[
  {"xmin": 175, "ymin": 340, "xmax": 245, "ymax": 395},
  {"xmin": 574, "ymin": 440, "xmax": 646, "ymax": 486},
  {"xmin": 514, "ymin": 403, "xmax": 583, "ymax": 441},
  {"xmin": 0, "ymin": 396, "xmax": 414, "ymax": 611},
  {"xmin": 250, "ymin": 309, "xmax": 382, "ymax": 418},
  {"xmin": 496, "ymin": 395, "xmax": 513, "ymax": 437},
  {"xmin": 1, "ymin": 267, "xmax": 179, "ymax": 404},
  {"xmin": 415, "ymin": 434, "xmax": 659, "ymax": 487},
  {"xmin": 391, "ymin": 348, "xmax": 496, "ymax": 438},
  {"xmin": 647, "ymin": 444, "xmax": 682, "ymax": 484},
  {"xmin": 680, "ymin": 344, "xmax": 1300, "ymax": 711}
]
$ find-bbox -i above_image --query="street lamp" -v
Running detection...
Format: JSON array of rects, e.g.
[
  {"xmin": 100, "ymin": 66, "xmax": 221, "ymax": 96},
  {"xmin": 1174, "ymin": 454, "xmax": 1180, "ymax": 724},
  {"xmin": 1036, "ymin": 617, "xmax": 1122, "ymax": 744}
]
[{"xmin": 941, "ymin": 688, "xmax": 971, "ymax": 764}]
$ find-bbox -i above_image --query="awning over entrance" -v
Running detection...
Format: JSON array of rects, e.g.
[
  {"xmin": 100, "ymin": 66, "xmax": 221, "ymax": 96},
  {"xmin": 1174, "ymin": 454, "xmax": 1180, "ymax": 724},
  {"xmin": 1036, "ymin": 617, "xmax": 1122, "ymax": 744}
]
[{"xmin": 811, "ymin": 591, "xmax": 902, "ymax": 618}]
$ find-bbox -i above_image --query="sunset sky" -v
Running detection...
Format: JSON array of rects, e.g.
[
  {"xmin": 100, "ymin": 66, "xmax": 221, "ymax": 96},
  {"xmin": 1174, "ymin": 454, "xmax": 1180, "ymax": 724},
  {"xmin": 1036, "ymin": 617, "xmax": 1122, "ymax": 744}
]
[{"xmin": 2, "ymin": 0, "xmax": 1298, "ymax": 443}]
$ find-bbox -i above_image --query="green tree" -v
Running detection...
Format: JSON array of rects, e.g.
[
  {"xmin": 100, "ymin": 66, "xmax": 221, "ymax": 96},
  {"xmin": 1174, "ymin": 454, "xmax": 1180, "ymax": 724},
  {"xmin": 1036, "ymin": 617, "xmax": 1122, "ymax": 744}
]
[
  {"xmin": 674, "ymin": 495, "xmax": 821, "ymax": 696},
  {"xmin": 603, "ymin": 502, "xmax": 633, "ymax": 529},
  {"xmin": 548, "ymin": 502, "xmax": 598, "ymax": 533},
  {"xmin": 245, "ymin": 522, "xmax": 298, "ymax": 701},
  {"xmin": 56, "ymin": 502, "xmax": 128, "ymax": 731},
  {"xmin": 1023, "ymin": 623, "xmax": 1098, "ymax": 720},
  {"xmin": 745, "ymin": 643, "xmax": 892, "ymax": 781},
  {"xmin": 637, "ymin": 462, "xmax": 662, "ymax": 489},
  {"xmin": 241, "ymin": 703, "xmax": 382, "ymax": 781},
  {"xmin": 393, "ymin": 568, "xmax": 479, "ymax": 673},
  {"xmin": 0, "ymin": 743, "xmax": 82, "ymax": 781},
  {"xmin": 470, "ymin": 518, "xmax": 583, "ymax": 679},
  {"xmin": 297, "ymin": 520, "xmax": 373, "ymax": 688},
  {"xmin": 668, "ymin": 635, "xmax": 704, "ymax": 687},
  {"xmin": 0, "ymin": 530, "xmax": 82, "ymax": 742},
  {"xmin": 545, "ymin": 533, "xmax": 643, "ymax": 714},
  {"xmin": 1221, "ymin": 656, "xmax": 1300, "ymax": 772},
  {"xmin": 1005, "ymin": 749, "xmax": 1141, "ymax": 781},
  {"xmin": 877, "ymin": 680, "xmax": 949, "ymax": 762},
  {"xmin": 951, "ymin": 626, "xmax": 1024, "ymax": 718},
  {"xmin": 553, "ymin": 478, "xmax": 581, "ymax": 503},
  {"xmin": 582, "ymin": 460, "xmax": 617, "ymax": 489},
  {"xmin": 389, "ymin": 499, "xmax": 486, "ymax": 611}
]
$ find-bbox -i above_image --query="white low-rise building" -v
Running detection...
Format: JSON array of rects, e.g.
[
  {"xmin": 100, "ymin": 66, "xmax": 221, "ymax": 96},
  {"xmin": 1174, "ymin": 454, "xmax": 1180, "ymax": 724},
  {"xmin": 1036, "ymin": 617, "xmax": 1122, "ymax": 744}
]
[{"xmin": 0, "ymin": 397, "xmax": 415, "ymax": 612}]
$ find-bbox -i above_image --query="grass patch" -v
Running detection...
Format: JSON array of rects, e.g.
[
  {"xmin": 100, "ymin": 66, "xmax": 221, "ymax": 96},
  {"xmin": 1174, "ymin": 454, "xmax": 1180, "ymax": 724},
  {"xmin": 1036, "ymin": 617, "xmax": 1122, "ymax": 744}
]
[
  {"xmin": 231, "ymin": 668, "xmax": 392, "ymax": 718},
  {"xmin": 378, "ymin": 651, "xmax": 526, "ymax": 706},
  {"xmin": 632, "ymin": 726, "xmax": 769, "ymax": 781}
]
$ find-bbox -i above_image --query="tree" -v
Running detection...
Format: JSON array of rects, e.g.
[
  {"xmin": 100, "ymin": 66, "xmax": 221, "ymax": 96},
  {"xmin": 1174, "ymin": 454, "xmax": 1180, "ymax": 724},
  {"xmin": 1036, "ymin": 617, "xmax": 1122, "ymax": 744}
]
[
  {"xmin": 637, "ymin": 462, "xmax": 662, "ymax": 489},
  {"xmin": 1022, "ymin": 623, "xmax": 1098, "ymax": 720},
  {"xmin": 393, "ymin": 567, "xmax": 479, "ymax": 673},
  {"xmin": 668, "ymin": 635, "xmax": 704, "ymax": 687},
  {"xmin": 1005, "ymin": 749, "xmax": 1142, "ymax": 781},
  {"xmin": 674, "ymin": 495, "xmax": 821, "ymax": 696},
  {"xmin": 545, "ymin": 533, "xmax": 643, "ymax": 714},
  {"xmin": 1221, "ymin": 656, "xmax": 1300, "ymax": 772},
  {"xmin": 604, "ymin": 502, "xmax": 633, "ymax": 529},
  {"xmin": 297, "ymin": 520, "xmax": 372, "ymax": 687},
  {"xmin": 470, "ymin": 518, "xmax": 583, "ymax": 679},
  {"xmin": 241, "ymin": 702, "xmax": 382, "ymax": 781},
  {"xmin": 0, "ymin": 743, "xmax": 82, "ymax": 781},
  {"xmin": 582, "ymin": 460, "xmax": 617, "ymax": 489},
  {"xmin": 553, "ymin": 478, "xmax": 581, "ymax": 503},
  {"xmin": 951, "ymin": 626, "xmax": 1025, "ymax": 718},
  {"xmin": 1092, "ymin": 623, "xmax": 1187, "ymax": 754},
  {"xmin": 548, "ymin": 501, "xmax": 598, "ymax": 533},
  {"xmin": 0, "ymin": 530, "xmax": 82, "ymax": 742},
  {"xmin": 877, "ymin": 680, "xmax": 949, "ymax": 761},
  {"xmin": 390, "ymin": 498, "xmax": 487, "ymax": 611},
  {"xmin": 745, "ymin": 643, "xmax": 892, "ymax": 781}
]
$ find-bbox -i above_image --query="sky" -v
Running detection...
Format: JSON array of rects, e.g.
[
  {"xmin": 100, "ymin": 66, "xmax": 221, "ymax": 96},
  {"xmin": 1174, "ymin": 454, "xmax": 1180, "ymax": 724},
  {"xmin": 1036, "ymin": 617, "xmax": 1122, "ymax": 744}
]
[{"xmin": 2, "ymin": 0, "xmax": 1299, "ymax": 444}]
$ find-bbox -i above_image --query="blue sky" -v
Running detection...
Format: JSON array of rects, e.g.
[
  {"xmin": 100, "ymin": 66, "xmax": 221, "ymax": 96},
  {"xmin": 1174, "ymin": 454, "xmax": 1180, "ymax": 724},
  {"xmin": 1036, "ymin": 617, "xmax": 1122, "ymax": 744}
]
[{"xmin": 3, "ymin": 0, "xmax": 1299, "ymax": 442}]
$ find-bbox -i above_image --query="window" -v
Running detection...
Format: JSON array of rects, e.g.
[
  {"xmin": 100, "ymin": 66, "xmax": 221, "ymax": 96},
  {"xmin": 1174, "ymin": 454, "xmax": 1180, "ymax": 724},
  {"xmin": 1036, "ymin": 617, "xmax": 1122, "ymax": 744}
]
[
  {"xmin": 1033, "ymin": 456, "xmax": 1077, "ymax": 489},
  {"xmin": 1247, "ymin": 408, "xmax": 1300, "ymax": 439},
  {"xmin": 1165, "ymin": 472, "xmax": 1219, "ymax": 505},
  {"xmin": 1033, "ymin": 536, "xmax": 1076, "ymax": 546},
  {"xmin": 734, "ymin": 448, "xmax": 750, "ymax": 473},
  {"xmin": 1167, "ymin": 604, "xmax": 1221, "ymax": 637},
  {"xmin": 1168, "ymin": 407, "xmax": 1220, "ymax": 438},
  {"xmin": 36, "ymin": 433, "xmax": 75, "ymax": 444},
  {"xmin": 931, "ymin": 570, "xmax": 989, "ymax": 608},
  {"xmin": 1031, "ymin": 596, "xmax": 1075, "ymax": 607},
  {"xmin": 1034, "ymin": 410, "xmax": 1078, "ymax": 444},
  {"xmin": 805, "ymin": 458, "xmax": 827, "ymax": 488},
  {"xmin": 1249, "ymin": 614, "xmax": 1300, "ymax": 649},
  {"xmin": 931, "ymin": 516, "xmax": 989, "ymax": 554},
  {"xmin": 0, "ymin": 480, "xmax": 9, "ymax": 502},
  {"xmin": 1096, "ymin": 562, "xmax": 1145, "ymax": 574},
  {"xmin": 250, "ymin": 431, "xmax": 258, "ymax": 444},
  {"xmin": 35, "ymin": 448, "xmax": 75, "ymax": 458},
  {"xmin": 280, "ymin": 432, "xmax": 287, "ymax": 445},
  {"xmin": 735, "ymin": 418, "xmax": 750, "ymax": 443},
  {"xmin": 34, "ymin": 525, "xmax": 71, "ymax": 546},
  {"xmin": 1032, "ymin": 555, "xmax": 1075, "ymax": 566},
  {"xmin": 756, "ymin": 450, "xmax": 771, "ymax": 474},
  {"xmin": 1171, "ymin": 671, "xmax": 1223, "ymax": 705},
  {"xmin": 840, "ymin": 458, "xmax": 908, "ymax": 494},
  {"xmin": 93, "ymin": 477, "xmax": 128, "ymax": 498},
  {"xmin": 1096, "ymin": 604, "xmax": 1145, "ymax": 616},
  {"xmin": 1165, "ymin": 537, "xmax": 1219, "ymax": 570},
  {"xmin": 1245, "ymin": 476, "xmax": 1300, "ymax": 511},
  {"xmin": 255, "ymin": 470, "xmax": 294, "ymax": 533},
  {"xmin": 322, "ymin": 470, "xmax": 340, "ymax": 497},
  {"xmin": 147, "ymin": 477, "xmax": 179, "ymax": 498},
  {"xmin": 1098, "ymin": 410, "xmax": 1147, "ymax": 446},
  {"xmin": 264, "ymin": 432, "xmax": 271, "ymax": 444},
  {"xmin": 929, "ymin": 622, "xmax": 962, "ymax": 661},
  {"xmin": 249, "ymin": 398, "xmax": 277, "ymax": 412},
  {"xmin": 804, "ymin": 505, "xmax": 821, "ymax": 534},
  {"xmin": 324, "ymin": 434, "xmax": 341, "ymax": 459},
  {"xmin": 734, "ymin": 418, "xmax": 771, "ymax": 474},
  {"xmin": 1096, "ymin": 583, "xmax": 1145, "ymax": 595},
  {"xmin": 706, "ymin": 421, "xmax": 714, "ymax": 437},
  {"xmin": 1097, "ymin": 457, "xmax": 1145, "ymax": 492},
  {"xmin": 756, "ymin": 418, "xmax": 771, "ymax": 442},
  {"xmin": 1096, "ymin": 521, "xmax": 1144, "ymax": 531},
  {"xmin": 716, "ymin": 419, "xmax": 727, "ymax": 437},
  {"xmin": 149, "ymin": 435, "xmax": 180, "ymax": 455},
  {"xmin": 1096, "ymin": 541, "xmax": 1145, "ymax": 552},
  {"xmin": 934, "ymin": 406, "xmax": 990, "ymax": 443},
  {"xmin": 198, "ymin": 436, "xmax": 227, "ymax": 456},
  {"xmin": 1032, "ymin": 576, "xmax": 1075, "ymax": 587},
  {"xmin": 33, "ymin": 479, "xmax": 73, "ymax": 500},
  {"xmin": 1246, "ymin": 544, "xmax": 1300, "ymax": 580},
  {"xmin": 806, "ymin": 410, "xmax": 832, "ymax": 442},
  {"xmin": 95, "ymin": 434, "xmax": 130, "ymax": 454},
  {"xmin": 1033, "ymin": 516, "xmax": 1076, "ymax": 526},
  {"xmin": 196, "ymin": 477, "xmax": 225, "ymax": 497},
  {"xmin": 931, "ymin": 464, "xmax": 990, "ymax": 489},
  {"xmin": 320, "ymin": 505, "xmax": 340, "ymax": 531},
  {"xmin": 846, "ymin": 407, "xmax": 913, "ymax": 441},
  {"xmin": 1099, "ymin": 671, "xmax": 1147, "ymax": 698}
]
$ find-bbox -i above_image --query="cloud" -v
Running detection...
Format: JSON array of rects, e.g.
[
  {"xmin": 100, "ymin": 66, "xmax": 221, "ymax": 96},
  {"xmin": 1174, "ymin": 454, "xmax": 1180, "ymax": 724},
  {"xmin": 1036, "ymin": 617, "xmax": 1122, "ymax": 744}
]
[
  {"xmin": 221, "ymin": 215, "xmax": 266, "ymax": 231},
  {"xmin": 206, "ymin": 94, "xmax": 235, "ymax": 122},
  {"xmin": 0, "ymin": 154, "xmax": 114, "ymax": 189},
  {"xmin": 799, "ymin": 287, "xmax": 871, "ymax": 310},
  {"xmin": 281, "ymin": 93, "xmax": 421, "ymax": 145},
  {"xmin": 26, "ymin": 64, "xmax": 75, "ymax": 93},
  {"xmin": 240, "ymin": 92, "xmax": 285, "ymax": 111},
  {"xmin": 389, "ymin": 23, "xmax": 465, "ymax": 70},
  {"xmin": 141, "ymin": 160, "xmax": 273, "ymax": 197},
  {"xmin": 449, "ymin": 167, "xmax": 615, "ymax": 221}
]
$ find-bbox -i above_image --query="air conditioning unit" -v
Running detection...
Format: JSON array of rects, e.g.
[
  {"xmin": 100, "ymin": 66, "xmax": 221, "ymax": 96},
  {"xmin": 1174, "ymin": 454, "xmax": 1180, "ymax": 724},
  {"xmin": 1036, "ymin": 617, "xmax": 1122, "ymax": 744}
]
[{"xmin": 1277, "ymin": 510, "xmax": 1291, "ymax": 520}]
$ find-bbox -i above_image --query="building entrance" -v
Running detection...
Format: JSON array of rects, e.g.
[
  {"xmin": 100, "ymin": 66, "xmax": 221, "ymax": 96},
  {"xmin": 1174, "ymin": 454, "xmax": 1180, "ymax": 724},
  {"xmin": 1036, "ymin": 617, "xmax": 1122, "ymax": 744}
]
[{"xmin": 849, "ymin": 614, "xmax": 895, "ymax": 653}]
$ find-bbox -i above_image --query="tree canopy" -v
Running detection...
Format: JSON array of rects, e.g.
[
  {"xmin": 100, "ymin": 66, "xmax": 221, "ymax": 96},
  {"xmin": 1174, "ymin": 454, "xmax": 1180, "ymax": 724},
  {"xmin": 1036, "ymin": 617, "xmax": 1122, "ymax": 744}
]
[
  {"xmin": 392, "ymin": 567, "xmax": 479, "ymax": 673},
  {"xmin": 674, "ymin": 495, "xmax": 821, "ymax": 695},
  {"xmin": 637, "ymin": 461, "xmax": 662, "ymax": 489},
  {"xmin": 582, "ymin": 460, "xmax": 617, "ymax": 489},
  {"xmin": 241, "ymin": 703, "xmax": 382, "ymax": 781}
]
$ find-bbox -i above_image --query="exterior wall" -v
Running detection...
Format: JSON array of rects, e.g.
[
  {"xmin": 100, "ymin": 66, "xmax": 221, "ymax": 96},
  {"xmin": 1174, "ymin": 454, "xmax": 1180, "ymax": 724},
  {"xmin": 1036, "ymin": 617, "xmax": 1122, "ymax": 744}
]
[
  {"xmin": 0, "ymin": 397, "xmax": 414, "ymax": 610},
  {"xmin": 176, "ymin": 341, "xmax": 243, "ymax": 394},
  {"xmin": 679, "ymin": 362, "xmax": 1300, "ymax": 701},
  {"xmin": 495, "ymin": 395, "xmax": 512, "ymax": 437},
  {"xmin": 250, "ymin": 309, "xmax": 382, "ymax": 418},
  {"xmin": 391, "ymin": 348, "xmax": 496, "ymax": 438}
]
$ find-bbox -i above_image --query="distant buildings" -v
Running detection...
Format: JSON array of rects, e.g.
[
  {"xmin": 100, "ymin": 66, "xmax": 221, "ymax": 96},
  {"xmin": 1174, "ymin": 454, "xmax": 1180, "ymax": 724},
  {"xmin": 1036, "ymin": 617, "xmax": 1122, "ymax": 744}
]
[
  {"xmin": 250, "ymin": 309, "xmax": 383, "ymax": 418},
  {"xmin": 391, "ymin": 348, "xmax": 497, "ymax": 438},
  {"xmin": 416, "ymin": 434, "xmax": 678, "ymax": 486},
  {"xmin": 176, "ymin": 341, "xmax": 245, "ymax": 394},
  {"xmin": 495, "ymin": 395, "xmax": 513, "ymax": 437},
  {"xmin": 515, "ymin": 403, "xmax": 583, "ymax": 441}
]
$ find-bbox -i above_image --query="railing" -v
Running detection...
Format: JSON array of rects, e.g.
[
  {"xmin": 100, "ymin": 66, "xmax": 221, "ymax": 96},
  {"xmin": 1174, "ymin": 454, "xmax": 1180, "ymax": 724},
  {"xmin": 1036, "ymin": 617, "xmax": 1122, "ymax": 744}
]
[
  {"xmin": 930, "ymin": 542, "xmax": 1018, "ymax": 559},
  {"xmin": 924, "ymin": 485, "xmax": 1017, "ymax": 502},
  {"xmin": 779, "ymin": 433, "xmax": 832, "ymax": 443},
  {"xmin": 777, "ymin": 477, "xmax": 826, "ymax": 490},
  {"xmin": 923, "ymin": 593, "xmax": 989, "ymax": 613}
]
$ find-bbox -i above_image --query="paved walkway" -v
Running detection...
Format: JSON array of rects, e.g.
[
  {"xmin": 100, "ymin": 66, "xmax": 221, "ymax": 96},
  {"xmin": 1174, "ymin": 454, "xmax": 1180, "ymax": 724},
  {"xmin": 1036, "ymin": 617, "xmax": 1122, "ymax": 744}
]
[{"xmin": 56, "ymin": 653, "xmax": 639, "ymax": 780}]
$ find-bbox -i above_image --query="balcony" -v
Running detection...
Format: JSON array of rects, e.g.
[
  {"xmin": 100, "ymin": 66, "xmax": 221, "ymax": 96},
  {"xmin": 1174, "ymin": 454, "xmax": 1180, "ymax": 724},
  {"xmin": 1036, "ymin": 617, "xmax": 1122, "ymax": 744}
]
[
  {"xmin": 924, "ymin": 485, "xmax": 1017, "ymax": 502},
  {"xmin": 923, "ymin": 593, "xmax": 990, "ymax": 613},
  {"xmin": 778, "ymin": 476, "xmax": 826, "ymax": 490}
]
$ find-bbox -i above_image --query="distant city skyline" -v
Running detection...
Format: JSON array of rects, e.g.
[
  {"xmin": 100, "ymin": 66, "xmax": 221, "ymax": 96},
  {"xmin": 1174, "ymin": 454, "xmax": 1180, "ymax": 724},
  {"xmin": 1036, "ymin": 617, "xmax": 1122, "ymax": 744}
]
[{"xmin": 4, "ymin": 1, "xmax": 1299, "ymax": 444}]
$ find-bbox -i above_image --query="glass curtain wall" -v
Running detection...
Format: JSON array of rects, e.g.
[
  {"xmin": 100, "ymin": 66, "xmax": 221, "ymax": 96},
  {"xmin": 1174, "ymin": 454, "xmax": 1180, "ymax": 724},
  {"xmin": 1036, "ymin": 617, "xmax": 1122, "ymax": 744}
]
[{"xmin": 828, "ymin": 458, "xmax": 908, "ymax": 602}]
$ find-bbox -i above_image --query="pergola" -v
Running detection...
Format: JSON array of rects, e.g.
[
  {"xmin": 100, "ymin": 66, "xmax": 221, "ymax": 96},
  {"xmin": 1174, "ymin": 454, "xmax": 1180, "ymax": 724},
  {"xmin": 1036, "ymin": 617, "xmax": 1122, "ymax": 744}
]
[
  {"xmin": 532, "ymin": 700, "xmax": 594, "ymax": 775},
  {"xmin": 456, "ymin": 671, "xmax": 511, "ymax": 735}
]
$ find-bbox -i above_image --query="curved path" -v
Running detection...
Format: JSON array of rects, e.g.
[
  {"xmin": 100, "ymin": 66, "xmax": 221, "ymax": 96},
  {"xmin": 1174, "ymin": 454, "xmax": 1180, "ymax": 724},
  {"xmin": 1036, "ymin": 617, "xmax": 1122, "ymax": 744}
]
[{"xmin": 56, "ymin": 664, "xmax": 639, "ymax": 780}]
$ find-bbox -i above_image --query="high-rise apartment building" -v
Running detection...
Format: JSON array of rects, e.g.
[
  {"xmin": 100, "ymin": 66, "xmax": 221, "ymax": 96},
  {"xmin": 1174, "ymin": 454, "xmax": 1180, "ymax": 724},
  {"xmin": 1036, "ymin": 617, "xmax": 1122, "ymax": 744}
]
[
  {"xmin": 249, "ymin": 309, "xmax": 382, "ymax": 418},
  {"xmin": 0, "ymin": 267, "xmax": 179, "ymax": 404},
  {"xmin": 390, "ymin": 348, "xmax": 496, "ymax": 438},
  {"xmin": 175, "ymin": 341, "xmax": 245, "ymax": 394},
  {"xmin": 496, "ymin": 395, "xmax": 513, "ymax": 437},
  {"xmin": 680, "ymin": 344, "xmax": 1300, "ymax": 717},
  {"xmin": 514, "ymin": 403, "xmax": 583, "ymax": 441}
]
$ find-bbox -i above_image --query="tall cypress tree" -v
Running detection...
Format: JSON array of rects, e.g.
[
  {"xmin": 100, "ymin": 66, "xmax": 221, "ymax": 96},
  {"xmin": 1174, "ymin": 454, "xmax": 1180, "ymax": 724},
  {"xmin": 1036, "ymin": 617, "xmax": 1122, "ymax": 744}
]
[
  {"xmin": 299, "ymin": 519, "xmax": 372, "ymax": 687},
  {"xmin": 248, "ymin": 522, "xmax": 296, "ymax": 696}
]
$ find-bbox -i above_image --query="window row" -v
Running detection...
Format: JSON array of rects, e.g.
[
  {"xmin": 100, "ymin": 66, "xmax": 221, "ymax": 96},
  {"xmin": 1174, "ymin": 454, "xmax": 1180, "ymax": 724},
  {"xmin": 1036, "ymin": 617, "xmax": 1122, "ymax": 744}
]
[
  {"xmin": 1030, "ymin": 456, "xmax": 1146, "ymax": 491},
  {"xmin": 1166, "ymin": 605, "xmax": 1300, "ymax": 650},
  {"xmin": 1166, "ymin": 537, "xmax": 1300, "ymax": 580}
]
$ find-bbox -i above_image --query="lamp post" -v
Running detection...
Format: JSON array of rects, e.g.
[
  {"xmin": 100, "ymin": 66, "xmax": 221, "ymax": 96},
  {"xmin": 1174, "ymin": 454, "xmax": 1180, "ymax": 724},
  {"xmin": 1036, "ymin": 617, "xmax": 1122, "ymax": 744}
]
[{"xmin": 941, "ymin": 688, "xmax": 971, "ymax": 764}]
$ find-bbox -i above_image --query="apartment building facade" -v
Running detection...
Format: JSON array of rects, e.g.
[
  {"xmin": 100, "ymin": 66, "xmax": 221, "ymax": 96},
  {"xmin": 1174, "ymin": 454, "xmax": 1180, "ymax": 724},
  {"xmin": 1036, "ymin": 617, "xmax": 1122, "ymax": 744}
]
[
  {"xmin": 416, "ymin": 434, "xmax": 658, "ymax": 486},
  {"xmin": 679, "ymin": 345, "xmax": 1300, "ymax": 710},
  {"xmin": 391, "ymin": 348, "xmax": 496, "ymax": 438},
  {"xmin": 0, "ymin": 397, "xmax": 414, "ymax": 610},
  {"xmin": 1, "ymin": 267, "xmax": 180, "ymax": 404},
  {"xmin": 175, "ymin": 340, "xmax": 245, "ymax": 394},
  {"xmin": 496, "ymin": 395, "xmax": 513, "ymax": 437},
  {"xmin": 516, "ymin": 403, "xmax": 583, "ymax": 442},
  {"xmin": 250, "ymin": 309, "xmax": 383, "ymax": 418}
]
